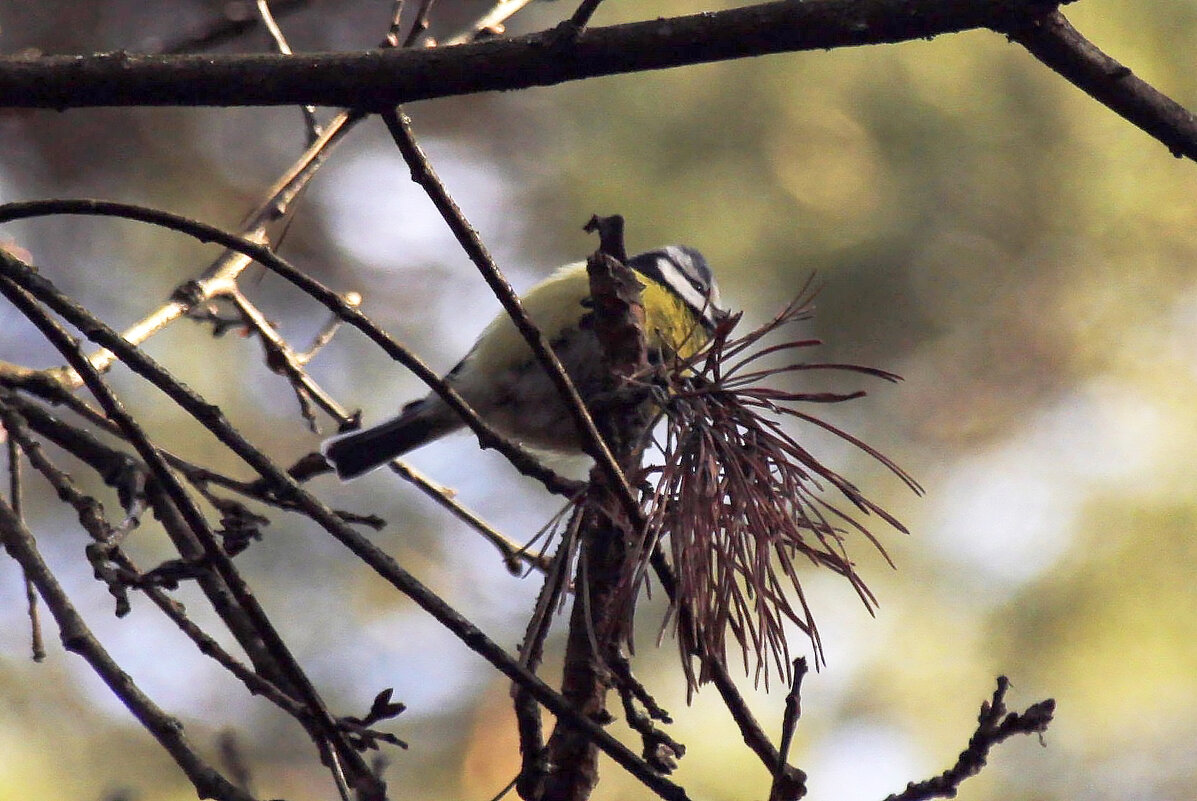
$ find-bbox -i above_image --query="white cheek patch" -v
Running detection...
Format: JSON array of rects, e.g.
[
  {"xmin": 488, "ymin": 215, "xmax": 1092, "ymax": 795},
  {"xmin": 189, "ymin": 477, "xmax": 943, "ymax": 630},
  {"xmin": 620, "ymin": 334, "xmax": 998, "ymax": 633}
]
[{"xmin": 655, "ymin": 249, "xmax": 721, "ymax": 327}]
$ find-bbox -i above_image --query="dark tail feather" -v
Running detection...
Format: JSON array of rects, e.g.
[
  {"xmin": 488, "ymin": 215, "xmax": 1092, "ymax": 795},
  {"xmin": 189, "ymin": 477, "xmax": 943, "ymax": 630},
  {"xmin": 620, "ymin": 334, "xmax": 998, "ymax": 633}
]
[{"xmin": 322, "ymin": 403, "xmax": 457, "ymax": 480}]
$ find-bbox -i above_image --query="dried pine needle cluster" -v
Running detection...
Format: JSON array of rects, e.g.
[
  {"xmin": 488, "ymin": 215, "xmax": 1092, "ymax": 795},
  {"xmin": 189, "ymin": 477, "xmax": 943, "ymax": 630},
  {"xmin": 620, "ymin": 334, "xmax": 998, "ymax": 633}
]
[{"xmin": 633, "ymin": 287, "xmax": 921, "ymax": 689}]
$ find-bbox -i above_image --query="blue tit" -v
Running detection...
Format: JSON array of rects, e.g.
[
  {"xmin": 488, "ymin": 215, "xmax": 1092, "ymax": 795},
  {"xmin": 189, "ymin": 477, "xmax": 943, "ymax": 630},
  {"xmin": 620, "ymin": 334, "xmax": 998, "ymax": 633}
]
[{"xmin": 323, "ymin": 245, "xmax": 727, "ymax": 480}]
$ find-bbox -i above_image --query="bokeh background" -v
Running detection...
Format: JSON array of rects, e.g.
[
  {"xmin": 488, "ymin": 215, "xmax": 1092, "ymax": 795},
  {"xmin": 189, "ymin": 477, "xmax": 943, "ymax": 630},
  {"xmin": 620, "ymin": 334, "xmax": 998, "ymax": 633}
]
[{"xmin": 1, "ymin": 1, "xmax": 1196, "ymax": 799}]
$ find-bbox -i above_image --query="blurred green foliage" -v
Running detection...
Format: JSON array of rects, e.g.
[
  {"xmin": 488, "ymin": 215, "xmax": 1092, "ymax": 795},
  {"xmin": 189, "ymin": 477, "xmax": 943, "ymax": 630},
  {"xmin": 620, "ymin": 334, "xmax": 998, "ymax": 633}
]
[{"xmin": 1, "ymin": 1, "xmax": 1195, "ymax": 800}]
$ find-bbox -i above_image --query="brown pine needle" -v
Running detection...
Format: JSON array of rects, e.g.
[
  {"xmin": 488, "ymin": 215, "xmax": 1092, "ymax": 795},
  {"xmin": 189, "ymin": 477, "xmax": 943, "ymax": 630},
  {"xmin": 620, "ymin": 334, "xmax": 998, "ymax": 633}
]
[{"xmin": 626, "ymin": 282, "xmax": 920, "ymax": 691}]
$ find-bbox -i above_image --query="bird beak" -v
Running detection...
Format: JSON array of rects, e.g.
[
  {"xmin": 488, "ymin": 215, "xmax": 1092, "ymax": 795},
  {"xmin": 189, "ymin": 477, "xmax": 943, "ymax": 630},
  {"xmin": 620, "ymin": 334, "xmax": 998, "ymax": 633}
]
[{"xmin": 702, "ymin": 303, "xmax": 732, "ymax": 332}]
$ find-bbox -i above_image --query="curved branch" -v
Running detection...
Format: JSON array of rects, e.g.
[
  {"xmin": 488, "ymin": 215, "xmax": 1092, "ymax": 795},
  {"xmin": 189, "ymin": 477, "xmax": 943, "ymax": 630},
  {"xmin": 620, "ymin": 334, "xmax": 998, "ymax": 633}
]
[
  {"xmin": 0, "ymin": 0, "xmax": 1071, "ymax": 109},
  {"xmin": 0, "ymin": 198, "xmax": 582, "ymax": 499},
  {"xmin": 883, "ymin": 676, "xmax": 1055, "ymax": 801}
]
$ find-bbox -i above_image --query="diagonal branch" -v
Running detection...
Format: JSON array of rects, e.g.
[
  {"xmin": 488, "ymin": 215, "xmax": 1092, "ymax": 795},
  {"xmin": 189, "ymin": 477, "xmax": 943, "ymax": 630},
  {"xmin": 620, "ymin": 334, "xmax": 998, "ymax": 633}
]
[
  {"xmin": 441, "ymin": 0, "xmax": 536, "ymax": 45},
  {"xmin": 1002, "ymin": 8, "xmax": 1197, "ymax": 160},
  {"xmin": 160, "ymin": 0, "xmax": 309, "ymax": 55},
  {"xmin": 255, "ymin": 0, "xmax": 322, "ymax": 142},
  {"xmin": 5, "ymin": 409, "xmax": 45, "ymax": 662},
  {"xmin": 883, "ymin": 676, "xmax": 1055, "ymax": 801},
  {"xmin": 378, "ymin": 110, "xmax": 639, "ymax": 522}
]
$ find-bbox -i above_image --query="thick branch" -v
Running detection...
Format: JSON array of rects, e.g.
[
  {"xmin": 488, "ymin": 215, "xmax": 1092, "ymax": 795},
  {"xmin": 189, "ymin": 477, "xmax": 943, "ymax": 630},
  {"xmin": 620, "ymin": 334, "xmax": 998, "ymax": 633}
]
[{"xmin": 0, "ymin": 0, "xmax": 1067, "ymax": 109}]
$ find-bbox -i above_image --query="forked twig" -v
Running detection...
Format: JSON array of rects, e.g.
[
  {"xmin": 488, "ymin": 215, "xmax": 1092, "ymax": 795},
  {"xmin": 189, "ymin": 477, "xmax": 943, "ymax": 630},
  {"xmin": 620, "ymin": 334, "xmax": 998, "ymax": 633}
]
[
  {"xmin": 884, "ymin": 677, "xmax": 1055, "ymax": 801},
  {"xmin": 0, "ymin": 497, "xmax": 256, "ymax": 801}
]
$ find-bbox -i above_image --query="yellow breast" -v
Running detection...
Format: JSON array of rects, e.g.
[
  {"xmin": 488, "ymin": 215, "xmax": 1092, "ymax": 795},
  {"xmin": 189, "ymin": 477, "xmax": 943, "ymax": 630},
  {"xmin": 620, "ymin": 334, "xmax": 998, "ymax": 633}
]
[{"xmin": 641, "ymin": 277, "xmax": 709, "ymax": 361}]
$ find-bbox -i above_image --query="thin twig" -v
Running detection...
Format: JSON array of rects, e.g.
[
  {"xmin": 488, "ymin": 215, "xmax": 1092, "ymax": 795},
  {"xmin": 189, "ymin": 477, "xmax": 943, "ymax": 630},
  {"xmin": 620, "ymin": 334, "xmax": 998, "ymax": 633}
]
[
  {"xmin": 441, "ymin": 0, "xmax": 536, "ymax": 45},
  {"xmin": 323, "ymin": 740, "xmax": 353, "ymax": 801},
  {"xmin": 159, "ymin": 0, "xmax": 310, "ymax": 54},
  {"xmin": 610, "ymin": 651, "xmax": 685, "ymax": 774},
  {"xmin": 487, "ymin": 773, "xmax": 521, "ymax": 801},
  {"xmin": 388, "ymin": 458, "xmax": 550, "ymax": 573},
  {"xmin": 226, "ymin": 285, "xmax": 352, "ymax": 429},
  {"xmin": 650, "ymin": 550, "xmax": 805, "ymax": 791},
  {"xmin": 5, "ymin": 428, "xmax": 45, "ymax": 661},
  {"xmin": 768, "ymin": 658, "xmax": 808, "ymax": 801},
  {"xmin": 513, "ymin": 513, "xmax": 579, "ymax": 798},
  {"xmin": 403, "ymin": 0, "xmax": 438, "ymax": 48},
  {"xmin": 379, "ymin": 108, "xmax": 642, "ymax": 523},
  {"xmin": 384, "ymin": 0, "xmax": 407, "ymax": 47},
  {"xmin": 295, "ymin": 292, "xmax": 360, "ymax": 363},
  {"xmin": 255, "ymin": 0, "xmax": 322, "ymax": 143}
]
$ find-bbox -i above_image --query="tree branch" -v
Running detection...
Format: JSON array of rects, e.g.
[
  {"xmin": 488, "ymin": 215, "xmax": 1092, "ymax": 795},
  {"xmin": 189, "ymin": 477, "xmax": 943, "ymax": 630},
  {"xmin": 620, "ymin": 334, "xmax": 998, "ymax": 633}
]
[
  {"xmin": 883, "ymin": 677, "xmax": 1055, "ymax": 801},
  {"xmin": 378, "ymin": 109, "xmax": 637, "ymax": 523},
  {"xmin": 0, "ymin": 198, "xmax": 583, "ymax": 499},
  {"xmin": 0, "ymin": 0, "xmax": 1072, "ymax": 109},
  {"xmin": 0, "ymin": 246, "xmax": 687, "ymax": 801},
  {"xmin": 543, "ymin": 222, "xmax": 658, "ymax": 801},
  {"xmin": 1002, "ymin": 8, "xmax": 1197, "ymax": 159}
]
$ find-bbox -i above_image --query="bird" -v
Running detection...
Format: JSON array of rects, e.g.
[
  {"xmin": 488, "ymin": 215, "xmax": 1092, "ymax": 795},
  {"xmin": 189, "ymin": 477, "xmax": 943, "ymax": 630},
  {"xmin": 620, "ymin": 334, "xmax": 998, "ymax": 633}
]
[{"xmin": 322, "ymin": 245, "xmax": 727, "ymax": 480}]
